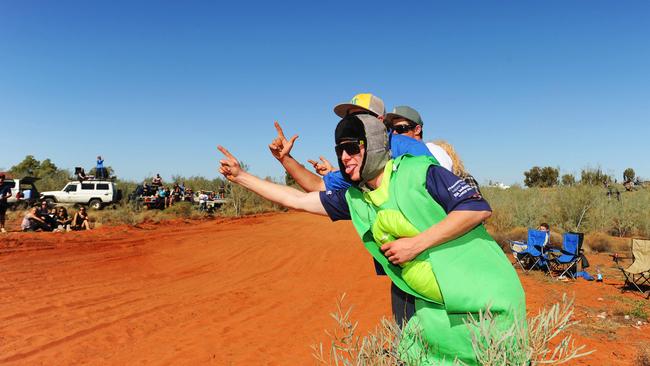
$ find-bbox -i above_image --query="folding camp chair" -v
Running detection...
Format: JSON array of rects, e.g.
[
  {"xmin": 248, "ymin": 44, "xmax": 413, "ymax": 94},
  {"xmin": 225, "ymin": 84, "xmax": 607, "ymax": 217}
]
[
  {"xmin": 619, "ymin": 239, "xmax": 650, "ymax": 298},
  {"xmin": 548, "ymin": 232, "xmax": 583, "ymax": 279},
  {"xmin": 508, "ymin": 229, "xmax": 551, "ymax": 274}
]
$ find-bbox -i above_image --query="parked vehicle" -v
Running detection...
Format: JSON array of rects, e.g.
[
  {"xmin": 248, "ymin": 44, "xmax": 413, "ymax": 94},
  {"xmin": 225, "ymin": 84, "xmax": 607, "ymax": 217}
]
[
  {"xmin": 39, "ymin": 179, "xmax": 122, "ymax": 210},
  {"xmin": 193, "ymin": 191, "xmax": 227, "ymax": 212},
  {"xmin": 1, "ymin": 177, "xmax": 40, "ymax": 209}
]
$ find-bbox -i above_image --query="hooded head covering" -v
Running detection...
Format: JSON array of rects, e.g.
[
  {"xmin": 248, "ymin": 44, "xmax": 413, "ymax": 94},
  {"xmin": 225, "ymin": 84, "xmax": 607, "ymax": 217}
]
[{"xmin": 335, "ymin": 114, "xmax": 390, "ymax": 189}]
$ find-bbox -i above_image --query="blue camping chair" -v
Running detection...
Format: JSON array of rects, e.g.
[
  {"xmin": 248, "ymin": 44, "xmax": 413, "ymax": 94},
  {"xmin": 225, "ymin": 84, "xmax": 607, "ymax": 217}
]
[
  {"xmin": 549, "ymin": 232, "xmax": 583, "ymax": 279},
  {"xmin": 509, "ymin": 229, "xmax": 551, "ymax": 274}
]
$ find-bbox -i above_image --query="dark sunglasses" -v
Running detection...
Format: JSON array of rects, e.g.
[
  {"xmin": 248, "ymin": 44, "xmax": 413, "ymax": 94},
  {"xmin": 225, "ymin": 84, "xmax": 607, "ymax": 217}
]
[
  {"xmin": 335, "ymin": 140, "xmax": 364, "ymax": 157},
  {"xmin": 392, "ymin": 123, "xmax": 417, "ymax": 134}
]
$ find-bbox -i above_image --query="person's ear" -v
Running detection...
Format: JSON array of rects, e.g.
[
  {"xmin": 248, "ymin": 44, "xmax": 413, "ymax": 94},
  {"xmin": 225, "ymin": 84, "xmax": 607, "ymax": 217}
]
[{"xmin": 415, "ymin": 125, "xmax": 422, "ymax": 136}]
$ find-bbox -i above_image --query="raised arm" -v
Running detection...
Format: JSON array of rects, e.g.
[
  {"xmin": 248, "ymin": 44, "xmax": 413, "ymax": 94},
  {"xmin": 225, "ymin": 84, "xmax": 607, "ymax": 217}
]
[
  {"xmin": 268, "ymin": 121, "xmax": 326, "ymax": 192},
  {"xmin": 219, "ymin": 145, "xmax": 327, "ymax": 215}
]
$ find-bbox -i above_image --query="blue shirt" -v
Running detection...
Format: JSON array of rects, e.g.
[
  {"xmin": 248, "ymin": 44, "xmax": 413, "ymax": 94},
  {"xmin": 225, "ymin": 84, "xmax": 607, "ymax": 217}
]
[
  {"xmin": 322, "ymin": 134, "xmax": 433, "ymax": 191},
  {"xmin": 319, "ymin": 165, "xmax": 490, "ymax": 221},
  {"xmin": 96, "ymin": 159, "xmax": 104, "ymax": 169}
]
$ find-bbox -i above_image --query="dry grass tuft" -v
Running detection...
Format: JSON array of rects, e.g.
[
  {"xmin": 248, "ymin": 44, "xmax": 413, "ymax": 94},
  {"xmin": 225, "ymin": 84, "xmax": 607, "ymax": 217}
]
[{"xmin": 313, "ymin": 294, "xmax": 592, "ymax": 365}]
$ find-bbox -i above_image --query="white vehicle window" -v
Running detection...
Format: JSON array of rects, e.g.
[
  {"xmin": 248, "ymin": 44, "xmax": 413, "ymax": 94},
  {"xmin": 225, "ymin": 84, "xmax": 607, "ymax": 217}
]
[
  {"xmin": 96, "ymin": 183, "xmax": 109, "ymax": 190},
  {"xmin": 64, "ymin": 185, "xmax": 77, "ymax": 192},
  {"xmin": 81, "ymin": 183, "xmax": 95, "ymax": 190}
]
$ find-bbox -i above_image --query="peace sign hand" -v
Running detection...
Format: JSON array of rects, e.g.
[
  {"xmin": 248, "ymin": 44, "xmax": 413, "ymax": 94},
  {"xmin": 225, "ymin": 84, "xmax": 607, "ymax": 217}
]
[
  {"xmin": 218, "ymin": 145, "xmax": 244, "ymax": 182},
  {"xmin": 268, "ymin": 121, "xmax": 298, "ymax": 161},
  {"xmin": 307, "ymin": 156, "xmax": 335, "ymax": 176}
]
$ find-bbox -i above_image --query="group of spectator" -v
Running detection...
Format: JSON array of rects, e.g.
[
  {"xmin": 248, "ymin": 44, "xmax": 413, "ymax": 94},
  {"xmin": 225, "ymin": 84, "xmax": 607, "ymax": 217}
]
[
  {"xmin": 140, "ymin": 176, "xmax": 194, "ymax": 209},
  {"xmin": 21, "ymin": 201, "xmax": 91, "ymax": 232}
]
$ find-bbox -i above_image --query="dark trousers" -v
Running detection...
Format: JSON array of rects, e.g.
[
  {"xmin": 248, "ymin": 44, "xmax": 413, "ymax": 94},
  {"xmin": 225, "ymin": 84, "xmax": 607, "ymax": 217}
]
[{"xmin": 391, "ymin": 282, "xmax": 416, "ymax": 327}]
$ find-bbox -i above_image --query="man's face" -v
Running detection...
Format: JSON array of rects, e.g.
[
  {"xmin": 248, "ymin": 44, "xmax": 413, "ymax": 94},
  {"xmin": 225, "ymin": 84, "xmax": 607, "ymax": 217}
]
[
  {"xmin": 337, "ymin": 140, "xmax": 365, "ymax": 182},
  {"xmin": 391, "ymin": 118, "xmax": 421, "ymax": 140}
]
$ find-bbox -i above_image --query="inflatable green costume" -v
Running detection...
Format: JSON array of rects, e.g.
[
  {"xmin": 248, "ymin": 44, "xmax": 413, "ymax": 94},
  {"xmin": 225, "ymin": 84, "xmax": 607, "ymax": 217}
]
[
  {"xmin": 347, "ymin": 154, "xmax": 525, "ymax": 365},
  {"xmin": 333, "ymin": 115, "xmax": 526, "ymax": 365}
]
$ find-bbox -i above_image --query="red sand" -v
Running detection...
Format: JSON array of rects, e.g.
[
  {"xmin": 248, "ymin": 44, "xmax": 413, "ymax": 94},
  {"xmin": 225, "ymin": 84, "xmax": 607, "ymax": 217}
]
[{"xmin": 1, "ymin": 212, "xmax": 648, "ymax": 365}]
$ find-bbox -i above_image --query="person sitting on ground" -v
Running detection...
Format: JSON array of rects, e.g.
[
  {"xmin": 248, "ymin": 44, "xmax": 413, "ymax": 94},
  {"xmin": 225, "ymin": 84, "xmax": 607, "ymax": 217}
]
[
  {"xmin": 0, "ymin": 173, "xmax": 12, "ymax": 233},
  {"xmin": 152, "ymin": 174, "xmax": 163, "ymax": 188},
  {"xmin": 21, "ymin": 206, "xmax": 52, "ymax": 232},
  {"xmin": 71, "ymin": 207, "xmax": 91, "ymax": 230},
  {"xmin": 55, "ymin": 207, "xmax": 72, "ymax": 232},
  {"xmin": 37, "ymin": 201, "xmax": 58, "ymax": 228}
]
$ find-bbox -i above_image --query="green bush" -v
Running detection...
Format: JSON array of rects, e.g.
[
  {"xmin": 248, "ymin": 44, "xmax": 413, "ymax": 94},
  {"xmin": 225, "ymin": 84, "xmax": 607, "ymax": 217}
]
[{"xmin": 483, "ymin": 185, "xmax": 650, "ymax": 238}]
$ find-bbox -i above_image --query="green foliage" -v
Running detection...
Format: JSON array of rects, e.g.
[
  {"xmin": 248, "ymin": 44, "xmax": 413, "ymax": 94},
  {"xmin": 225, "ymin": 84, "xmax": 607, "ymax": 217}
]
[
  {"xmin": 580, "ymin": 167, "xmax": 612, "ymax": 186},
  {"xmin": 561, "ymin": 174, "xmax": 575, "ymax": 186},
  {"xmin": 483, "ymin": 185, "xmax": 650, "ymax": 237},
  {"xmin": 523, "ymin": 166, "xmax": 559, "ymax": 188},
  {"xmin": 624, "ymin": 168, "xmax": 636, "ymax": 182}
]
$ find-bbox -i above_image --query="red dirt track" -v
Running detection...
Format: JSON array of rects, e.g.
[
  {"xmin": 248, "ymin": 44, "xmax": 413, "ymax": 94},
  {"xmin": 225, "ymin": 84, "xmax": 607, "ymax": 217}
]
[{"xmin": 1, "ymin": 212, "xmax": 648, "ymax": 365}]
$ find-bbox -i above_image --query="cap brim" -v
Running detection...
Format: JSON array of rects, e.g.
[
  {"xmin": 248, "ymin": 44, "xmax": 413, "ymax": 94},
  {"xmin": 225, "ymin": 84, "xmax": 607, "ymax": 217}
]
[
  {"xmin": 385, "ymin": 112, "xmax": 420, "ymax": 125},
  {"xmin": 384, "ymin": 112, "xmax": 405, "ymax": 124},
  {"xmin": 333, "ymin": 103, "xmax": 373, "ymax": 118}
]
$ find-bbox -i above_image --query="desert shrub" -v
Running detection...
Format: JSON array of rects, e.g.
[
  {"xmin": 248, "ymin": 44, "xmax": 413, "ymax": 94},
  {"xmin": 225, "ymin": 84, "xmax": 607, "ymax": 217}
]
[
  {"xmin": 483, "ymin": 185, "xmax": 650, "ymax": 240},
  {"xmin": 636, "ymin": 343, "xmax": 650, "ymax": 366},
  {"xmin": 165, "ymin": 202, "xmax": 194, "ymax": 218},
  {"xmin": 313, "ymin": 294, "xmax": 591, "ymax": 365},
  {"xmin": 584, "ymin": 232, "xmax": 616, "ymax": 253},
  {"xmin": 471, "ymin": 295, "xmax": 592, "ymax": 365}
]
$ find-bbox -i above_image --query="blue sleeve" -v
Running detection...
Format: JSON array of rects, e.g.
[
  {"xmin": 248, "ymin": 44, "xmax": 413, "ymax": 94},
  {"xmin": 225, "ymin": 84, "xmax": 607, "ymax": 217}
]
[
  {"xmin": 319, "ymin": 189, "xmax": 351, "ymax": 221},
  {"xmin": 323, "ymin": 171, "xmax": 352, "ymax": 191},
  {"xmin": 390, "ymin": 134, "xmax": 432, "ymax": 158},
  {"xmin": 425, "ymin": 165, "xmax": 491, "ymax": 213}
]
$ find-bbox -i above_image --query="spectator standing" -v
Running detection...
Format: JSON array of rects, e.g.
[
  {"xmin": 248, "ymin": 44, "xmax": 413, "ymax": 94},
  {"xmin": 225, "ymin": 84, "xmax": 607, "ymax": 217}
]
[
  {"xmin": 152, "ymin": 174, "xmax": 163, "ymax": 188},
  {"xmin": 96, "ymin": 156, "xmax": 107, "ymax": 179},
  {"xmin": 0, "ymin": 174, "xmax": 12, "ymax": 232}
]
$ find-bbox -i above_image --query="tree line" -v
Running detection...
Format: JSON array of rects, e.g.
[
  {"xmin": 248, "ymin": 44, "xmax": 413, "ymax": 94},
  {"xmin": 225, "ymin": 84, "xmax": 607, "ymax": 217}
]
[{"xmin": 523, "ymin": 166, "xmax": 640, "ymax": 188}]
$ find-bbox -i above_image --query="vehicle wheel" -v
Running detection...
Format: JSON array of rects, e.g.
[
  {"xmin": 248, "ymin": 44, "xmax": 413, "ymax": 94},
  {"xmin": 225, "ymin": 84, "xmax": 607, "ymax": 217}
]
[
  {"xmin": 88, "ymin": 199, "xmax": 103, "ymax": 210},
  {"xmin": 44, "ymin": 198, "xmax": 56, "ymax": 207}
]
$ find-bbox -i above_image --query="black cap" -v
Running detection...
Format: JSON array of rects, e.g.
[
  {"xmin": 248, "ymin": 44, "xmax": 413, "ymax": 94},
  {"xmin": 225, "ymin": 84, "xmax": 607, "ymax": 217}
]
[{"xmin": 335, "ymin": 115, "xmax": 365, "ymax": 144}]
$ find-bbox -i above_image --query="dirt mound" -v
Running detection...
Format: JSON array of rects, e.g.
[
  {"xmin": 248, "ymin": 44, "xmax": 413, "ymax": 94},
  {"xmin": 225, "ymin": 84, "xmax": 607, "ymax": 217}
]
[{"xmin": 0, "ymin": 212, "xmax": 647, "ymax": 364}]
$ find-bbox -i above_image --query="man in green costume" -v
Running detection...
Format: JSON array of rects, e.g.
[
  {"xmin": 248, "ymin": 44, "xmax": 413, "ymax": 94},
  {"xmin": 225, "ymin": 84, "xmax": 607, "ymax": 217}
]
[{"xmin": 218, "ymin": 114, "xmax": 526, "ymax": 365}]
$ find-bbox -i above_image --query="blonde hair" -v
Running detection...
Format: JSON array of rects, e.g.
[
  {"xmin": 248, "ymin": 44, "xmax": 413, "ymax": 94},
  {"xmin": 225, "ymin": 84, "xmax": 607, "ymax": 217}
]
[{"xmin": 433, "ymin": 139, "xmax": 466, "ymax": 177}]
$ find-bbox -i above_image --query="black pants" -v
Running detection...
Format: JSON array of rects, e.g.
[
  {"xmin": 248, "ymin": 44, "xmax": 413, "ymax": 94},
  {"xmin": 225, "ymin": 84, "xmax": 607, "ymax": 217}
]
[{"xmin": 391, "ymin": 282, "xmax": 415, "ymax": 327}]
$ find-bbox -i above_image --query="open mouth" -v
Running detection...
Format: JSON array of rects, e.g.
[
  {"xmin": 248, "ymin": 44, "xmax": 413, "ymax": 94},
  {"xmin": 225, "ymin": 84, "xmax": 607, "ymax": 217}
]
[{"xmin": 344, "ymin": 164, "xmax": 357, "ymax": 175}]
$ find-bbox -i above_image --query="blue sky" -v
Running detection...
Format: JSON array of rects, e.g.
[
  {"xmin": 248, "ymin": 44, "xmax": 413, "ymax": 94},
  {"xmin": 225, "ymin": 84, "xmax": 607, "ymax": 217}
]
[{"xmin": 1, "ymin": 0, "xmax": 648, "ymax": 185}]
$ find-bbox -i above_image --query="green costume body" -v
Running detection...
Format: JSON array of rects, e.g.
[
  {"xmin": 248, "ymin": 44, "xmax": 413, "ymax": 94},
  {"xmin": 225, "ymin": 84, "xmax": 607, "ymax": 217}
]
[{"xmin": 345, "ymin": 155, "xmax": 526, "ymax": 365}]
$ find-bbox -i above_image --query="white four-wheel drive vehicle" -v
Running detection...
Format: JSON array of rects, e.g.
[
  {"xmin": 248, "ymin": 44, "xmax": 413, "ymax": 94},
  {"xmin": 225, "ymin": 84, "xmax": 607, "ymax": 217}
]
[{"xmin": 40, "ymin": 180, "xmax": 121, "ymax": 209}]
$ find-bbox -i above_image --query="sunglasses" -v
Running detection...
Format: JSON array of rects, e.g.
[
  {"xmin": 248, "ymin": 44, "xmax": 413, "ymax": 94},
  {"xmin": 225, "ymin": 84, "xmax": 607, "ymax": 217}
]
[
  {"xmin": 392, "ymin": 123, "xmax": 417, "ymax": 134},
  {"xmin": 335, "ymin": 140, "xmax": 364, "ymax": 157}
]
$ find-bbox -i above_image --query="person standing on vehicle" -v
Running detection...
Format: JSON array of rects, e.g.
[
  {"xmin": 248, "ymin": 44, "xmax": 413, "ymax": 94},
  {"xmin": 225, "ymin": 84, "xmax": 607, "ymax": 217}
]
[
  {"xmin": 96, "ymin": 156, "xmax": 107, "ymax": 179},
  {"xmin": 0, "ymin": 174, "xmax": 12, "ymax": 233}
]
